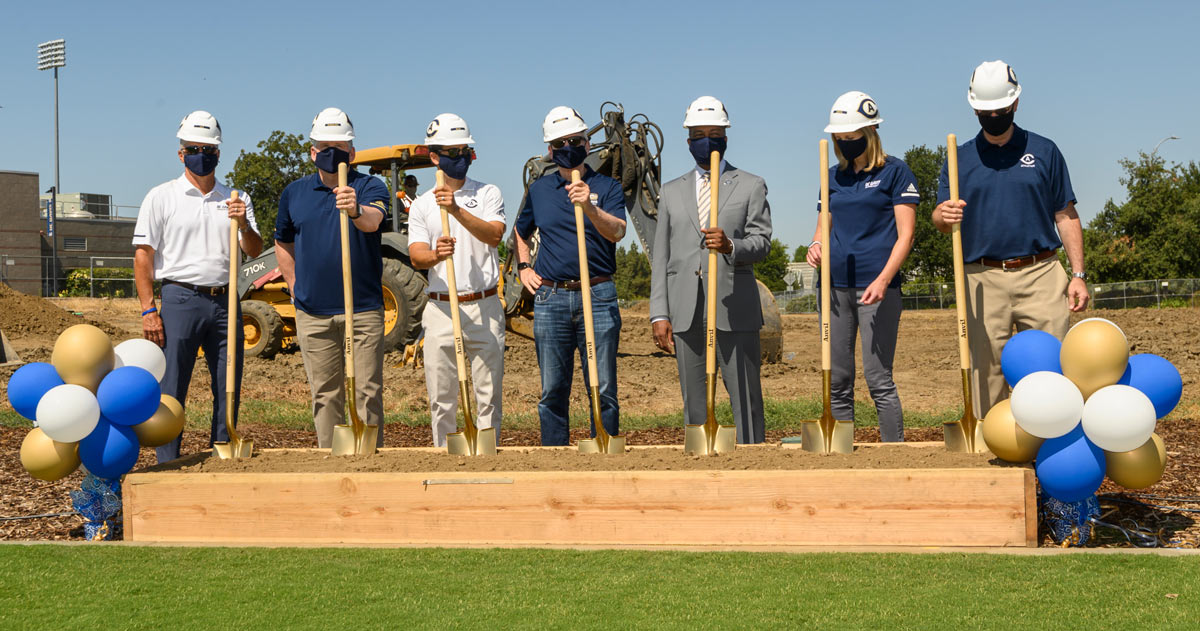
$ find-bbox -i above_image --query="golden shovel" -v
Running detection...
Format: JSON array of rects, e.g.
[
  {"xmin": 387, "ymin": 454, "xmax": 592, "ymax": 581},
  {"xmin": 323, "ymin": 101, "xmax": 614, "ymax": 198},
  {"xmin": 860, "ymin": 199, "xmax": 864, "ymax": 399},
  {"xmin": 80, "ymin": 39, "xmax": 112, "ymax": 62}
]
[
  {"xmin": 683, "ymin": 151, "xmax": 736, "ymax": 455},
  {"xmin": 570, "ymin": 170, "xmax": 626, "ymax": 455},
  {"xmin": 436, "ymin": 170, "xmax": 496, "ymax": 456},
  {"xmin": 214, "ymin": 190, "xmax": 253, "ymax": 460},
  {"xmin": 800, "ymin": 140, "xmax": 854, "ymax": 454},
  {"xmin": 331, "ymin": 162, "xmax": 379, "ymax": 456},
  {"xmin": 942, "ymin": 135, "xmax": 986, "ymax": 453}
]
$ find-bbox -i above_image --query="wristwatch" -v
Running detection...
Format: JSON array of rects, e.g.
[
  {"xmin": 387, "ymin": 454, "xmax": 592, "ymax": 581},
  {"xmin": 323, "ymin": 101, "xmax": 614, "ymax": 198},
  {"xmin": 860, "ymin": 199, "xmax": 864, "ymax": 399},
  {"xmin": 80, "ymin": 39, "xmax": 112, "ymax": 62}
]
[
  {"xmin": 1072, "ymin": 271, "xmax": 1086, "ymax": 280},
  {"xmin": 517, "ymin": 262, "xmax": 532, "ymax": 271}
]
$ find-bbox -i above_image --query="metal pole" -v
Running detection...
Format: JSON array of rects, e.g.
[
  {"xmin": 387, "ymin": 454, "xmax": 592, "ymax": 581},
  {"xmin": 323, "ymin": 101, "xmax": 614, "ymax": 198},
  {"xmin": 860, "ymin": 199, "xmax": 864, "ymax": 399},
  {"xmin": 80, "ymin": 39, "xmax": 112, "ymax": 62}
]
[{"xmin": 51, "ymin": 67, "xmax": 60, "ymax": 296}]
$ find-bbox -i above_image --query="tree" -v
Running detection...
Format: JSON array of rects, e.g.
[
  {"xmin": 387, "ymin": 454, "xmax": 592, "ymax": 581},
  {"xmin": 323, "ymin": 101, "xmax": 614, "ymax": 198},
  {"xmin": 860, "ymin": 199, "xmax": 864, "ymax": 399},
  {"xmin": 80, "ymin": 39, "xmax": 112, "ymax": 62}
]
[
  {"xmin": 226, "ymin": 131, "xmax": 316, "ymax": 246},
  {"xmin": 792, "ymin": 244, "xmax": 808, "ymax": 262},
  {"xmin": 754, "ymin": 238, "xmax": 790, "ymax": 292},
  {"xmin": 899, "ymin": 144, "xmax": 953, "ymax": 284},
  {"xmin": 614, "ymin": 241, "xmax": 652, "ymax": 299},
  {"xmin": 1084, "ymin": 152, "xmax": 1200, "ymax": 282}
]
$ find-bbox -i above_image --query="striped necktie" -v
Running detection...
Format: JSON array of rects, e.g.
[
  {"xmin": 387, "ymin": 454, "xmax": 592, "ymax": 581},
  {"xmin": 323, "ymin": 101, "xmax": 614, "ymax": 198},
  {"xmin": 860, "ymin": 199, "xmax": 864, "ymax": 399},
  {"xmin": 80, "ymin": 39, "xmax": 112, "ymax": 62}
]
[{"xmin": 698, "ymin": 171, "xmax": 711, "ymax": 228}]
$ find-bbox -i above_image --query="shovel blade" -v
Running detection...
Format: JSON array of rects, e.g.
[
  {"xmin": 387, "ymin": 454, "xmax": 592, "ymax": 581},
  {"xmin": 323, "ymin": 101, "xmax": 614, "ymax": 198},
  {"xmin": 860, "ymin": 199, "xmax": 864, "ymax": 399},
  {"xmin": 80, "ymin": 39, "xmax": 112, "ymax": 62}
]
[
  {"xmin": 799, "ymin": 419, "xmax": 854, "ymax": 454},
  {"xmin": 943, "ymin": 419, "xmax": 987, "ymax": 453},
  {"xmin": 604, "ymin": 434, "xmax": 626, "ymax": 454},
  {"xmin": 212, "ymin": 438, "xmax": 253, "ymax": 460},
  {"xmin": 577, "ymin": 438, "xmax": 600, "ymax": 454},
  {"xmin": 683, "ymin": 423, "xmax": 737, "ymax": 455},
  {"xmin": 449, "ymin": 428, "xmax": 497, "ymax": 456}
]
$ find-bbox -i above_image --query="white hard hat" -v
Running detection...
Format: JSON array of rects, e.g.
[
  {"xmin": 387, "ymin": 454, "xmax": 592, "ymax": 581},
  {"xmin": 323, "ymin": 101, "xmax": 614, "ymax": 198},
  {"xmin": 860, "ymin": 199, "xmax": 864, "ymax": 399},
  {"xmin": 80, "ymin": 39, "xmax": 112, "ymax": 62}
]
[
  {"xmin": 425, "ymin": 113, "xmax": 475, "ymax": 146},
  {"xmin": 310, "ymin": 107, "xmax": 356, "ymax": 142},
  {"xmin": 542, "ymin": 106, "xmax": 588, "ymax": 142},
  {"xmin": 683, "ymin": 96, "xmax": 731, "ymax": 128},
  {"xmin": 968, "ymin": 60, "xmax": 1022, "ymax": 110},
  {"xmin": 823, "ymin": 91, "xmax": 883, "ymax": 133},
  {"xmin": 176, "ymin": 110, "xmax": 222, "ymax": 145}
]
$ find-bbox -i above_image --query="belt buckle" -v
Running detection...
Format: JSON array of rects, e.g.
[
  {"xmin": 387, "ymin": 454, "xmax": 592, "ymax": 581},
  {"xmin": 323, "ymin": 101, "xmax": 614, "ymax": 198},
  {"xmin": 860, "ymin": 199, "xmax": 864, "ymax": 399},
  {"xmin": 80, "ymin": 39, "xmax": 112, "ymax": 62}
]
[{"xmin": 1001, "ymin": 257, "xmax": 1022, "ymax": 270}]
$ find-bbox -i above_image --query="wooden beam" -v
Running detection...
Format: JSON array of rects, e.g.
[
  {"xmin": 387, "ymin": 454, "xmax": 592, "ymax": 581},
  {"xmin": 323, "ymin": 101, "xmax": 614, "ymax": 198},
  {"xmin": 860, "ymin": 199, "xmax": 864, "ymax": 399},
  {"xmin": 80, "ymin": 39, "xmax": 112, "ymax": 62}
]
[{"xmin": 125, "ymin": 467, "xmax": 1034, "ymax": 548}]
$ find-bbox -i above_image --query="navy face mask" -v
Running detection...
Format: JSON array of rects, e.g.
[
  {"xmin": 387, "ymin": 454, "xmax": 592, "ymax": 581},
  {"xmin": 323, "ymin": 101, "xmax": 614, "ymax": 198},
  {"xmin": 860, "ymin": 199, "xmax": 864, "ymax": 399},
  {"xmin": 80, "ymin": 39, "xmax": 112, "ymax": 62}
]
[
  {"xmin": 835, "ymin": 136, "xmax": 868, "ymax": 162},
  {"xmin": 551, "ymin": 144, "xmax": 588, "ymax": 169},
  {"xmin": 315, "ymin": 146, "xmax": 351, "ymax": 173},
  {"xmin": 688, "ymin": 136, "xmax": 727, "ymax": 168},
  {"xmin": 977, "ymin": 110, "xmax": 1014, "ymax": 137},
  {"xmin": 437, "ymin": 154, "xmax": 472, "ymax": 180},
  {"xmin": 184, "ymin": 152, "xmax": 219, "ymax": 177}
]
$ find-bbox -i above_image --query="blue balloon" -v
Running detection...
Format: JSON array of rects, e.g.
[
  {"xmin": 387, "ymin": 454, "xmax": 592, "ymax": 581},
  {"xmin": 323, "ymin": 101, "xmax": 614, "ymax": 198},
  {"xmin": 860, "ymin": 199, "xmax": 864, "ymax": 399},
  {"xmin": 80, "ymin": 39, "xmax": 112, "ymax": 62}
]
[
  {"xmin": 5, "ymin": 362, "xmax": 65, "ymax": 421},
  {"xmin": 1002, "ymin": 330, "xmax": 1063, "ymax": 388},
  {"xmin": 96, "ymin": 366, "xmax": 161, "ymax": 426},
  {"xmin": 78, "ymin": 417, "xmax": 140, "ymax": 479},
  {"xmin": 1036, "ymin": 424, "xmax": 1106, "ymax": 503},
  {"xmin": 1117, "ymin": 353, "xmax": 1183, "ymax": 419}
]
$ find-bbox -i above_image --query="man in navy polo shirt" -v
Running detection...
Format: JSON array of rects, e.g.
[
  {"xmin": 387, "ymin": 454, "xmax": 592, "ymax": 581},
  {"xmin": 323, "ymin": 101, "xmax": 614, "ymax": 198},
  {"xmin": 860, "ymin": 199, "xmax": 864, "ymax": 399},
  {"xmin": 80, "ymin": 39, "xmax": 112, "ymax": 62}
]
[
  {"xmin": 934, "ymin": 61, "xmax": 1090, "ymax": 415},
  {"xmin": 275, "ymin": 108, "xmax": 391, "ymax": 448},
  {"xmin": 513, "ymin": 106, "xmax": 627, "ymax": 446}
]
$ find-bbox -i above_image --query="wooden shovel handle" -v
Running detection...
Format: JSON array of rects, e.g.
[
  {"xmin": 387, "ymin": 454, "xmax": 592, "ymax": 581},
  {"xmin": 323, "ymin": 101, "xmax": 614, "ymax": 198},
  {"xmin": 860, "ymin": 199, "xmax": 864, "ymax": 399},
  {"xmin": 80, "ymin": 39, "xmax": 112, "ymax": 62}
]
[
  {"xmin": 337, "ymin": 162, "xmax": 356, "ymax": 380},
  {"xmin": 572, "ymin": 170, "xmax": 600, "ymax": 385},
  {"xmin": 947, "ymin": 135, "xmax": 971, "ymax": 371},
  {"xmin": 818, "ymin": 140, "xmax": 832, "ymax": 372},
  {"xmin": 436, "ymin": 170, "xmax": 470, "ymax": 380}
]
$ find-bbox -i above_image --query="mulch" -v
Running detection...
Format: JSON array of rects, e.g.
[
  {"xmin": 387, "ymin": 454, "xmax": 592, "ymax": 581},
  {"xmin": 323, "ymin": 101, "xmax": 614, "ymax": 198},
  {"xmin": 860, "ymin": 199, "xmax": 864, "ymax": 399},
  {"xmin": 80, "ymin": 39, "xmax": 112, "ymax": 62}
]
[{"xmin": 3, "ymin": 420, "xmax": 1197, "ymax": 547}]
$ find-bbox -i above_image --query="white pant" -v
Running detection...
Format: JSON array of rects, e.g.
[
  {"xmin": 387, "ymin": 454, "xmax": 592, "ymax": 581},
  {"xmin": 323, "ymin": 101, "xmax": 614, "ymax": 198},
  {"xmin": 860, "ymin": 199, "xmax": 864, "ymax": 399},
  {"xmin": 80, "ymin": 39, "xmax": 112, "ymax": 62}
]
[{"xmin": 423, "ymin": 294, "xmax": 506, "ymax": 447}]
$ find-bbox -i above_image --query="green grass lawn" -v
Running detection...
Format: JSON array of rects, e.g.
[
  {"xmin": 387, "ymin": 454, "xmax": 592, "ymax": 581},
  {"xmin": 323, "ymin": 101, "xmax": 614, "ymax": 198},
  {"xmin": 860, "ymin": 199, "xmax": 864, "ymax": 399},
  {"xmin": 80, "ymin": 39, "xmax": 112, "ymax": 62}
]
[
  {"xmin": 0, "ymin": 546, "xmax": 1197, "ymax": 630},
  {"xmin": 0, "ymin": 396, "xmax": 963, "ymax": 433}
]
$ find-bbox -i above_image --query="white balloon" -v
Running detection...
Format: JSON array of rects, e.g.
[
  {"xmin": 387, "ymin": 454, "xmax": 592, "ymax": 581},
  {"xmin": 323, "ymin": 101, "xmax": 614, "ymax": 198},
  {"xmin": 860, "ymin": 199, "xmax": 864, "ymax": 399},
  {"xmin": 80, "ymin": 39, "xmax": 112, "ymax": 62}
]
[
  {"xmin": 113, "ymin": 339, "xmax": 166, "ymax": 382},
  {"xmin": 1010, "ymin": 371, "xmax": 1084, "ymax": 439},
  {"xmin": 35, "ymin": 384, "xmax": 101, "ymax": 443},
  {"xmin": 1082, "ymin": 385, "xmax": 1157, "ymax": 453}
]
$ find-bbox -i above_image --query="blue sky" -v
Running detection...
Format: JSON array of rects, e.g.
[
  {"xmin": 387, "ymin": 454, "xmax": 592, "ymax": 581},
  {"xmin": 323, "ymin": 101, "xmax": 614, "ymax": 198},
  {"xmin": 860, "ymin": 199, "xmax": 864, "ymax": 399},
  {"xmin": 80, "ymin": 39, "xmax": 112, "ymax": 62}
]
[{"xmin": 2, "ymin": 0, "xmax": 1196, "ymax": 252}]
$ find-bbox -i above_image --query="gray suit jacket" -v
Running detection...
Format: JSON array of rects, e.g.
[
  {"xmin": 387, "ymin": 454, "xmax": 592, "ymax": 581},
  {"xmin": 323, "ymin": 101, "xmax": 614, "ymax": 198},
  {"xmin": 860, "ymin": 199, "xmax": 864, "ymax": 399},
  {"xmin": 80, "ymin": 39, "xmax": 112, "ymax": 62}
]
[{"xmin": 649, "ymin": 163, "xmax": 772, "ymax": 332}]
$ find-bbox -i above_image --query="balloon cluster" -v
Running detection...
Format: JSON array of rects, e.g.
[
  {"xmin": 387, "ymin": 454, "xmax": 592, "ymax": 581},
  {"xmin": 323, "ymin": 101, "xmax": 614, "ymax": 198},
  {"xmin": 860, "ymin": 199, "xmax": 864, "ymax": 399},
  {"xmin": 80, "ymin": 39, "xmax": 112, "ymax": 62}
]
[
  {"xmin": 8, "ymin": 324, "xmax": 186, "ymax": 482},
  {"xmin": 985, "ymin": 318, "xmax": 1182, "ymax": 503}
]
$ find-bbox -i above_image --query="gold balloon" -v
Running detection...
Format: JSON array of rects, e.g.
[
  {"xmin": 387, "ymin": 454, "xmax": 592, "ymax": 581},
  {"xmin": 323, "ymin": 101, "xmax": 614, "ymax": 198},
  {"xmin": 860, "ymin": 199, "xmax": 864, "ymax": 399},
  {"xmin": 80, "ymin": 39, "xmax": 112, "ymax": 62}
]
[
  {"xmin": 1106, "ymin": 433, "xmax": 1167, "ymax": 489},
  {"xmin": 132, "ymin": 394, "xmax": 186, "ymax": 447},
  {"xmin": 50, "ymin": 324, "xmax": 114, "ymax": 392},
  {"xmin": 1060, "ymin": 318, "xmax": 1129, "ymax": 399},
  {"xmin": 981, "ymin": 399, "xmax": 1045, "ymax": 463},
  {"xmin": 20, "ymin": 427, "xmax": 81, "ymax": 482}
]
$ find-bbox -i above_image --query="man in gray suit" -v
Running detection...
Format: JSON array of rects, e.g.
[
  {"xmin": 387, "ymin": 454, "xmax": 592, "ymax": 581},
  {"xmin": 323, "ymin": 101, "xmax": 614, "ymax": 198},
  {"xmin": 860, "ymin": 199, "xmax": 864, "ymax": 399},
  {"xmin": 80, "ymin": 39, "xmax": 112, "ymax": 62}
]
[{"xmin": 649, "ymin": 96, "xmax": 772, "ymax": 444}]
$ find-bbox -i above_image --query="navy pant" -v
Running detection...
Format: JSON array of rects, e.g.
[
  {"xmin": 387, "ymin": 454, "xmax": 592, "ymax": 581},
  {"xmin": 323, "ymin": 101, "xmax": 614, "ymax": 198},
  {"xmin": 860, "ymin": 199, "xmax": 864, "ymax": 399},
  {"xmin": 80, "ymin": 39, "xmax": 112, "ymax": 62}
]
[
  {"xmin": 156, "ymin": 283, "xmax": 243, "ymax": 463},
  {"xmin": 532, "ymin": 281, "xmax": 621, "ymax": 445}
]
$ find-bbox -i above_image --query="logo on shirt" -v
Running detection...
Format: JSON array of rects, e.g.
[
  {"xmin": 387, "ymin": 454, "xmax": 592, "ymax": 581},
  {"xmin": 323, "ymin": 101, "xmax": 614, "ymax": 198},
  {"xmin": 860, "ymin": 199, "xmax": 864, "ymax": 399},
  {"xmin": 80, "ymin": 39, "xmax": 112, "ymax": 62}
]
[
  {"xmin": 1020, "ymin": 153, "xmax": 1036, "ymax": 167},
  {"xmin": 864, "ymin": 180, "xmax": 881, "ymax": 188},
  {"xmin": 463, "ymin": 199, "xmax": 478, "ymax": 209},
  {"xmin": 901, "ymin": 183, "xmax": 920, "ymax": 197},
  {"xmin": 589, "ymin": 193, "xmax": 599, "ymax": 205}
]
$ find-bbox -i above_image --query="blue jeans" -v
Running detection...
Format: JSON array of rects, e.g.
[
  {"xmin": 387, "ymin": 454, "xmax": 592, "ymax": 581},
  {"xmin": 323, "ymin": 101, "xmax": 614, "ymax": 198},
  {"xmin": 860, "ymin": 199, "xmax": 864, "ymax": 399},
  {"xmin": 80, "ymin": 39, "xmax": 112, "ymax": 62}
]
[
  {"xmin": 532, "ymin": 281, "xmax": 621, "ymax": 445},
  {"xmin": 157, "ymin": 283, "xmax": 243, "ymax": 463}
]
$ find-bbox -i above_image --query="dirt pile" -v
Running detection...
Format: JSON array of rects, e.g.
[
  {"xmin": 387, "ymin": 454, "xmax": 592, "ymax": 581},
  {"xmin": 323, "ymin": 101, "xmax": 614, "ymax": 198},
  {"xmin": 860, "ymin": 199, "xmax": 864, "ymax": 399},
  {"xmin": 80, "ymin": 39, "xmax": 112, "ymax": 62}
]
[{"xmin": 0, "ymin": 284, "xmax": 125, "ymax": 344}]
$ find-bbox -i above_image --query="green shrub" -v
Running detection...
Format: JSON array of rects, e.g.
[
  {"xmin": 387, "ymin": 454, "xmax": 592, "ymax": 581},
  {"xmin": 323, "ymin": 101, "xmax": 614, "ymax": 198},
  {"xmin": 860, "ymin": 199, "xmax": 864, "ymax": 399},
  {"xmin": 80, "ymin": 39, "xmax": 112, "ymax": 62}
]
[{"xmin": 58, "ymin": 267, "xmax": 134, "ymax": 298}]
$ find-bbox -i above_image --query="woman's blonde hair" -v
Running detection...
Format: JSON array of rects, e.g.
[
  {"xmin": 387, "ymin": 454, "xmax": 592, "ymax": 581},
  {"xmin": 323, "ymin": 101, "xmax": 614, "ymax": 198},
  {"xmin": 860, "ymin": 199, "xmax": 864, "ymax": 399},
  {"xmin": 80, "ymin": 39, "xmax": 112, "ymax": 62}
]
[{"xmin": 832, "ymin": 124, "xmax": 887, "ymax": 172}]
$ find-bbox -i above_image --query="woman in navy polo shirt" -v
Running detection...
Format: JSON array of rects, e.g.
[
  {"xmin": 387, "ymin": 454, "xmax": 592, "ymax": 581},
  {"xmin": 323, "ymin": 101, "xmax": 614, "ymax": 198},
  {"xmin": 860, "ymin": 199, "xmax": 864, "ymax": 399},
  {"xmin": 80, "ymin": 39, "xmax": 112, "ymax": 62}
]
[{"xmin": 806, "ymin": 91, "xmax": 917, "ymax": 442}]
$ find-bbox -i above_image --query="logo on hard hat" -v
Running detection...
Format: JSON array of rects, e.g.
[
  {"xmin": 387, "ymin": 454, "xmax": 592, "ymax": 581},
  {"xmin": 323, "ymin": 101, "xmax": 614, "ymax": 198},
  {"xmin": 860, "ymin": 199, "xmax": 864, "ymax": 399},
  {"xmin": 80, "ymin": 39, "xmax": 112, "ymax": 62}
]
[
  {"xmin": 1007, "ymin": 66, "xmax": 1019, "ymax": 87},
  {"xmin": 1020, "ymin": 153, "xmax": 1036, "ymax": 167},
  {"xmin": 858, "ymin": 99, "xmax": 878, "ymax": 118},
  {"xmin": 427, "ymin": 119, "xmax": 440, "ymax": 138}
]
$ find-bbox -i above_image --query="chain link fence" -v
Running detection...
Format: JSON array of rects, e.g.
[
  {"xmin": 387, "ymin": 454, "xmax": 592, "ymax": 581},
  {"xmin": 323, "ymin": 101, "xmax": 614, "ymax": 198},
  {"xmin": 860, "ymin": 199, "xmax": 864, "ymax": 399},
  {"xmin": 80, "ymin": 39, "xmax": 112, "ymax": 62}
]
[{"xmin": 1, "ymin": 255, "xmax": 135, "ymax": 298}]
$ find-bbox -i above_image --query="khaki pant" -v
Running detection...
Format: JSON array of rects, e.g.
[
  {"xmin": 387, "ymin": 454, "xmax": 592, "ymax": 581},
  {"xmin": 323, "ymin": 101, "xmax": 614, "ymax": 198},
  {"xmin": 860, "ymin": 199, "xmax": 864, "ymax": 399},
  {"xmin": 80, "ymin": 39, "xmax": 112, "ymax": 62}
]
[
  {"xmin": 965, "ymin": 257, "xmax": 1070, "ymax": 417},
  {"xmin": 422, "ymin": 294, "xmax": 505, "ymax": 447},
  {"xmin": 295, "ymin": 308, "xmax": 385, "ymax": 448}
]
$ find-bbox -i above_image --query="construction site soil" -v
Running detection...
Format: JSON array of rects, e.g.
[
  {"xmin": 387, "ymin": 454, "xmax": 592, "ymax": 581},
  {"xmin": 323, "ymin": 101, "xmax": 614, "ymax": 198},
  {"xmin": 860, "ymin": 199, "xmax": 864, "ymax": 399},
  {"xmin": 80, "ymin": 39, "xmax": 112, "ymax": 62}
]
[{"xmin": 2, "ymin": 288, "xmax": 1198, "ymax": 546}]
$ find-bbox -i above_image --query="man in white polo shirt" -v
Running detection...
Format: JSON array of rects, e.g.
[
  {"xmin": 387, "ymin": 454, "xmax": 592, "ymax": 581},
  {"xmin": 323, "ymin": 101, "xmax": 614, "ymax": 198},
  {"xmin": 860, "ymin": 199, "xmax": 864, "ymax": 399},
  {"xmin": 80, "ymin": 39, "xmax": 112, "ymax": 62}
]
[
  {"xmin": 408, "ymin": 113, "xmax": 506, "ymax": 447},
  {"xmin": 133, "ymin": 110, "xmax": 263, "ymax": 463}
]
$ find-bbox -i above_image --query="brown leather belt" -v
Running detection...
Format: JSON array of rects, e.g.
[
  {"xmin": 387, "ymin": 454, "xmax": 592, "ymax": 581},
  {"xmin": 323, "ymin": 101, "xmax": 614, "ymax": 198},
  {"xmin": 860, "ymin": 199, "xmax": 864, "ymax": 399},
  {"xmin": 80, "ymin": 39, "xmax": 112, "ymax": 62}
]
[
  {"xmin": 975, "ymin": 249, "xmax": 1057, "ymax": 270},
  {"xmin": 428, "ymin": 286, "xmax": 498, "ymax": 303},
  {"xmin": 543, "ymin": 276, "xmax": 612, "ymax": 290},
  {"xmin": 163, "ymin": 279, "xmax": 228, "ymax": 295}
]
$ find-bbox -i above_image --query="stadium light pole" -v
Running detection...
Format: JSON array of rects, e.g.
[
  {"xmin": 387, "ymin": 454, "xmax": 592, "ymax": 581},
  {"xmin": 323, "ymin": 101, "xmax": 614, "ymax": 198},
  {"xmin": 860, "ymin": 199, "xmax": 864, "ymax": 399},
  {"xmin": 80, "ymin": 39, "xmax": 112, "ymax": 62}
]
[{"xmin": 37, "ymin": 38, "xmax": 66, "ymax": 296}]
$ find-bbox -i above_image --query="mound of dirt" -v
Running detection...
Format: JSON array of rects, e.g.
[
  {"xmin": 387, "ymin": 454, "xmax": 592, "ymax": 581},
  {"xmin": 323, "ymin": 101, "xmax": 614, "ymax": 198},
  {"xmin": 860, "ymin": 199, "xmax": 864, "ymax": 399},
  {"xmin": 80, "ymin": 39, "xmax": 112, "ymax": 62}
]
[{"xmin": 0, "ymin": 284, "xmax": 125, "ymax": 340}]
